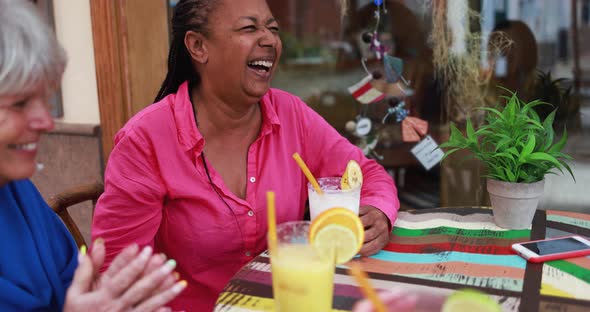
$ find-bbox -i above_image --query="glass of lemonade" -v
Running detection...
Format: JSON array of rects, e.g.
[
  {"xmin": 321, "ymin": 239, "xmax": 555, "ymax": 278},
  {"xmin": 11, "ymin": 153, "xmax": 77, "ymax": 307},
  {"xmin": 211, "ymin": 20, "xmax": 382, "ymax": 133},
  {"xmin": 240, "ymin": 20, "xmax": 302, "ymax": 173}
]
[
  {"xmin": 271, "ymin": 221, "xmax": 335, "ymax": 312},
  {"xmin": 308, "ymin": 177, "xmax": 361, "ymax": 220}
]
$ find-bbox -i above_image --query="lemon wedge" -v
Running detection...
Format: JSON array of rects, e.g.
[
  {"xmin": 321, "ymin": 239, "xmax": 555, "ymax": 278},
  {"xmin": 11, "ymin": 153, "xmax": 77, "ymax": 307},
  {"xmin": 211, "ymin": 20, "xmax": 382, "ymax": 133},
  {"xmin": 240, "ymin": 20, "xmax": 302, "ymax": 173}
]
[
  {"xmin": 341, "ymin": 160, "xmax": 363, "ymax": 190},
  {"xmin": 313, "ymin": 225, "xmax": 359, "ymax": 264},
  {"xmin": 309, "ymin": 207, "xmax": 364, "ymax": 264},
  {"xmin": 442, "ymin": 289, "xmax": 501, "ymax": 312}
]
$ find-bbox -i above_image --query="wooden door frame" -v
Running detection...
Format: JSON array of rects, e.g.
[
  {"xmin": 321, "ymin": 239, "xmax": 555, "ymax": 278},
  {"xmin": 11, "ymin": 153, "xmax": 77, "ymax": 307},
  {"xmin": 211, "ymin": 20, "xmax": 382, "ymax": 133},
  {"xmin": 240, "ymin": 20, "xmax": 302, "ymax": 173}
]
[
  {"xmin": 89, "ymin": 0, "xmax": 169, "ymax": 165},
  {"xmin": 90, "ymin": 0, "xmax": 131, "ymax": 164}
]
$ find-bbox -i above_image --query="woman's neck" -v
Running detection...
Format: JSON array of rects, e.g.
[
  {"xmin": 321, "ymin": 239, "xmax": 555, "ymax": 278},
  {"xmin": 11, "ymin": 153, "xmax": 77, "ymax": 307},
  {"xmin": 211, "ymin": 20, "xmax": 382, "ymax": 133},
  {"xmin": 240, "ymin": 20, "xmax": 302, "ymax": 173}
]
[{"xmin": 190, "ymin": 84, "xmax": 261, "ymax": 141}]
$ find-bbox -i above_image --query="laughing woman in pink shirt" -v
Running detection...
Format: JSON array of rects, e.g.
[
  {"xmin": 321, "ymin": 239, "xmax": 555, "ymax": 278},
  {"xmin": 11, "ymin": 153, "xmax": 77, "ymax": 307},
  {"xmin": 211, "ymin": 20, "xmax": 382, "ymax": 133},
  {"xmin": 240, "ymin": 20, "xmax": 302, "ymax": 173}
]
[{"xmin": 91, "ymin": 0, "xmax": 400, "ymax": 310}]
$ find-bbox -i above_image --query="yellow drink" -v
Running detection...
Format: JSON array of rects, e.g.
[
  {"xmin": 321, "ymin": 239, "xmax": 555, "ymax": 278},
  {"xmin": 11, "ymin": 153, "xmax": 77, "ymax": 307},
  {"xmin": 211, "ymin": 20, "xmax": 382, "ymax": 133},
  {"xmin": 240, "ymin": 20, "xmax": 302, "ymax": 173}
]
[{"xmin": 272, "ymin": 244, "xmax": 334, "ymax": 312}]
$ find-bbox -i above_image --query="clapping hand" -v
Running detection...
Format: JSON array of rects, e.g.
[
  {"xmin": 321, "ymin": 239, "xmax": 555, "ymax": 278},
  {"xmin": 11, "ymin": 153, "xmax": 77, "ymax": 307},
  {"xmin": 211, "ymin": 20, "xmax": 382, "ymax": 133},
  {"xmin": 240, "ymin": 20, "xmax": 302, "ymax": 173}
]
[{"xmin": 64, "ymin": 240, "xmax": 185, "ymax": 312}]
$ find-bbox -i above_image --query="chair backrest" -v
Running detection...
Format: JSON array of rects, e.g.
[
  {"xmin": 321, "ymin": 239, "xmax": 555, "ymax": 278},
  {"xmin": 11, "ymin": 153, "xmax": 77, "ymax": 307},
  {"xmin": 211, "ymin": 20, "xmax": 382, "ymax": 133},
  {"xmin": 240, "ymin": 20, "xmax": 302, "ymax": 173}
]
[{"xmin": 47, "ymin": 182, "xmax": 104, "ymax": 248}]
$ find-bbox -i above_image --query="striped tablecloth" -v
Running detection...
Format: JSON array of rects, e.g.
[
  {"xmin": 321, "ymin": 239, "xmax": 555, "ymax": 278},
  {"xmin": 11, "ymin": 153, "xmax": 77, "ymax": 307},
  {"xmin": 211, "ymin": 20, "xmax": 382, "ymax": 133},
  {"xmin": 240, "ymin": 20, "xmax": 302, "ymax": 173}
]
[{"xmin": 214, "ymin": 207, "xmax": 590, "ymax": 311}]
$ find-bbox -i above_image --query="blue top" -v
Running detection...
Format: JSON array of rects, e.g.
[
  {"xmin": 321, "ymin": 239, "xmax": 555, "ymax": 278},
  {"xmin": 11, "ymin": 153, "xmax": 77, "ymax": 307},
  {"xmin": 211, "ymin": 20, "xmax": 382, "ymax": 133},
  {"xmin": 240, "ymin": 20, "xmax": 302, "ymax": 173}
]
[{"xmin": 0, "ymin": 180, "xmax": 78, "ymax": 311}]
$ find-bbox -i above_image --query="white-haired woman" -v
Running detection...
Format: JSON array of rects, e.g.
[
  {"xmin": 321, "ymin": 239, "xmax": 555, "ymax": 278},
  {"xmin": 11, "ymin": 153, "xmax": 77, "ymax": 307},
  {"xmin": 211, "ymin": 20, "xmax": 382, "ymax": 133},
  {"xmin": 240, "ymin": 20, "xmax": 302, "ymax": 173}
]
[{"xmin": 0, "ymin": 0, "xmax": 185, "ymax": 310}]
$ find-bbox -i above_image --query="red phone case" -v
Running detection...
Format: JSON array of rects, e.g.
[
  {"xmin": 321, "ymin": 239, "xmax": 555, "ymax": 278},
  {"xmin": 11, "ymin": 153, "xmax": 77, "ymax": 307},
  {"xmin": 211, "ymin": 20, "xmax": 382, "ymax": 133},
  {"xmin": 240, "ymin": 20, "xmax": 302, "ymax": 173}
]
[{"xmin": 513, "ymin": 236, "xmax": 590, "ymax": 263}]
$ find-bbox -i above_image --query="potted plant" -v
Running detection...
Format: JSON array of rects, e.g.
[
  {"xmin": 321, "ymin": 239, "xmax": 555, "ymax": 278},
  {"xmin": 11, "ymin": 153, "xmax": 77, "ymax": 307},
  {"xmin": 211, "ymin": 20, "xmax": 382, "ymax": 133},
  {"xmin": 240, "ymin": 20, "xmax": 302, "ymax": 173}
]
[{"xmin": 440, "ymin": 88, "xmax": 574, "ymax": 229}]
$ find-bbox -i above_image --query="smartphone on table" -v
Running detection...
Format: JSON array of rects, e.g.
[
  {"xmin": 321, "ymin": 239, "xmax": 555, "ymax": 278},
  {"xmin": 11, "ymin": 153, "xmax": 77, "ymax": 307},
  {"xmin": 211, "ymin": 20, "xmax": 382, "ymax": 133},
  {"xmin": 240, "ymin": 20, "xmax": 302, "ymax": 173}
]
[{"xmin": 511, "ymin": 235, "xmax": 590, "ymax": 263}]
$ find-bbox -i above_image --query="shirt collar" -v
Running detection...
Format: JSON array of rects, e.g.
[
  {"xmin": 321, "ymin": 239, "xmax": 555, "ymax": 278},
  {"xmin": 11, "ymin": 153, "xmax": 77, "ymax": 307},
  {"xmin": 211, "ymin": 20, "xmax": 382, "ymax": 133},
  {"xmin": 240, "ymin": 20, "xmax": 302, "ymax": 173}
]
[
  {"xmin": 172, "ymin": 82, "xmax": 203, "ymax": 153},
  {"xmin": 172, "ymin": 82, "xmax": 281, "ymax": 152},
  {"xmin": 259, "ymin": 89, "xmax": 282, "ymax": 136}
]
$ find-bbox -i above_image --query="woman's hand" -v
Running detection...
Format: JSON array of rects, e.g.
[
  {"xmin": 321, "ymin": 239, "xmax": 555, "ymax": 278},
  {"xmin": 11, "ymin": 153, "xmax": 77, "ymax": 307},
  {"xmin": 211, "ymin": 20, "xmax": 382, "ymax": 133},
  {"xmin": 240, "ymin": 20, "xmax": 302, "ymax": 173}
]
[
  {"xmin": 359, "ymin": 205, "xmax": 390, "ymax": 256},
  {"xmin": 63, "ymin": 241, "xmax": 186, "ymax": 312},
  {"xmin": 353, "ymin": 289, "xmax": 418, "ymax": 312}
]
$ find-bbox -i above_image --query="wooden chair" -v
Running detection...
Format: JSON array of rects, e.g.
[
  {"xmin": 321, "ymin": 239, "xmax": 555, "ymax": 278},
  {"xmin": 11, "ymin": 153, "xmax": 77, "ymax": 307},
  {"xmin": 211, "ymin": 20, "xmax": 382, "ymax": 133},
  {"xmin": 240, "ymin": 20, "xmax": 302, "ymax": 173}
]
[{"xmin": 47, "ymin": 182, "xmax": 104, "ymax": 247}]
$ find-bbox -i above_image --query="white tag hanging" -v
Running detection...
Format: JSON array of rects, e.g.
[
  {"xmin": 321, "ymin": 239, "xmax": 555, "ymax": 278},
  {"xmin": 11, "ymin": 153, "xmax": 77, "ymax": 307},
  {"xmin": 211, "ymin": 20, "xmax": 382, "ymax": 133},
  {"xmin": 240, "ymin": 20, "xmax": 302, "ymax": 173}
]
[
  {"xmin": 411, "ymin": 135, "xmax": 444, "ymax": 171},
  {"xmin": 355, "ymin": 118, "xmax": 372, "ymax": 137}
]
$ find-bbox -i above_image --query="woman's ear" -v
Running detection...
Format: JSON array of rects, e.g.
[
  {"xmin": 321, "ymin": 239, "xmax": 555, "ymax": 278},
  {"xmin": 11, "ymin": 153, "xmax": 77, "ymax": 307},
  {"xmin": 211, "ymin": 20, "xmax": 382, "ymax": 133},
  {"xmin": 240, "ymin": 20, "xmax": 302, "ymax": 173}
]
[{"xmin": 185, "ymin": 31, "xmax": 208, "ymax": 64}]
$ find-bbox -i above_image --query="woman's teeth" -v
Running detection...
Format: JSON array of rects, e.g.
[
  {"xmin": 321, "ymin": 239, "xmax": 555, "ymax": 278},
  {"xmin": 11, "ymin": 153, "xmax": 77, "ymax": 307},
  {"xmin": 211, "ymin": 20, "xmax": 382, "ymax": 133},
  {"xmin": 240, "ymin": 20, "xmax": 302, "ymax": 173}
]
[
  {"xmin": 249, "ymin": 60, "xmax": 273, "ymax": 68},
  {"xmin": 9, "ymin": 143, "xmax": 37, "ymax": 151},
  {"xmin": 248, "ymin": 60, "xmax": 273, "ymax": 72}
]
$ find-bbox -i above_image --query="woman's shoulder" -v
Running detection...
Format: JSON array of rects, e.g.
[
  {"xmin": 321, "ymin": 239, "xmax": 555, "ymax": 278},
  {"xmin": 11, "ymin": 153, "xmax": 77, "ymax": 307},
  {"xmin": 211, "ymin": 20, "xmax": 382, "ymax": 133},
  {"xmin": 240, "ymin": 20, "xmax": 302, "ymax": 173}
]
[
  {"xmin": 1, "ymin": 179, "xmax": 56, "ymax": 219},
  {"xmin": 116, "ymin": 96, "xmax": 179, "ymax": 142},
  {"xmin": 124, "ymin": 101, "xmax": 174, "ymax": 131}
]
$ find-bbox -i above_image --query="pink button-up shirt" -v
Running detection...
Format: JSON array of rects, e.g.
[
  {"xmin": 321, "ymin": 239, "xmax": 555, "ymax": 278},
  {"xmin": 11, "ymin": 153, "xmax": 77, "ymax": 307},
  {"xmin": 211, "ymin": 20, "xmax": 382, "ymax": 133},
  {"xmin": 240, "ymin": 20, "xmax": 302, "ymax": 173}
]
[{"xmin": 92, "ymin": 82, "xmax": 399, "ymax": 311}]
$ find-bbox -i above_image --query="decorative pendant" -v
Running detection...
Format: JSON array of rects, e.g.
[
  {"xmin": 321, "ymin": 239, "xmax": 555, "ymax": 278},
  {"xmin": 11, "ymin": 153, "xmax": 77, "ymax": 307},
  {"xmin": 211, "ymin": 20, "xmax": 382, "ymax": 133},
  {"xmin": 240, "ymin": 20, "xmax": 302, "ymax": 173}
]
[
  {"xmin": 347, "ymin": 75, "xmax": 385, "ymax": 105},
  {"xmin": 355, "ymin": 118, "xmax": 373, "ymax": 137}
]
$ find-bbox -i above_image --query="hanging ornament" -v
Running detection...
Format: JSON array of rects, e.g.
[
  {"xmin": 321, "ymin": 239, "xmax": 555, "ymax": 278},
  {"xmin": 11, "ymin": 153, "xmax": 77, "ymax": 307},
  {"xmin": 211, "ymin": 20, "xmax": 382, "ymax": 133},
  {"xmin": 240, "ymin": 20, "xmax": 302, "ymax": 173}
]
[
  {"xmin": 373, "ymin": 0, "xmax": 387, "ymax": 13},
  {"xmin": 383, "ymin": 54, "xmax": 413, "ymax": 93},
  {"xmin": 402, "ymin": 117, "xmax": 429, "ymax": 142},
  {"xmin": 382, "ymin": 101, "xmax": 408, "ymax": 123},
  {"xmin": 362, "ymin": 0, "xmax": 389, "ymax": 60},
  {"xmin": 344, "ymin": 0, "xmax": 428, "ymax": 160},
  {"xmin": 347, "ymin": 74, "xmax": 386, "ymax": 105},
  {"xmin": 345, "ymin": 120, "xmax": 357, "ymax": 133},
  {"xmin": 371, "ymin": 70, "xmax": 383, "ymax": 80},
  {"xmin": 357, "ymin": 2, "xmax": 408, "ymax": 86},
  {"xmin": 370, "ymin": 33, "xmax": 387, "ymax": 60},
  {"xmin": 361, "ymin": 31, "xmax": 374, "ymax": 44},
  {"xmin": 355, "ymin": 117, "xmax": 373, "ymax": 136},
  {"xmin": 344, "ymin": 116, "xmax": 381, "ymax": 159},
  {"xmin": 381, "ymin": 101, "xmax": 428, "ymax": 142},
  {"xmin": 383, "ymin": 54, "xmax": 403, "ymax": 83}
]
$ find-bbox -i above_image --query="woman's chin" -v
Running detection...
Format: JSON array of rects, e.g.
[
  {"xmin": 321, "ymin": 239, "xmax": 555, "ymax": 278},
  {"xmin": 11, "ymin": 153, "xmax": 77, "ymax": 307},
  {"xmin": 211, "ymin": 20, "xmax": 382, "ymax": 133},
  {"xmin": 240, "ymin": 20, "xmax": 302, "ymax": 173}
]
[
  {"xmin": 245, "ymin": 85, "xmax": 271, "ymax": 99},
  {"xmin": 243, "ymin": 77, "xmax": 273, "ymax": 95},
  {"xmin": 0, "ymin": 163, "xmax": 37, "ymax": 182}
]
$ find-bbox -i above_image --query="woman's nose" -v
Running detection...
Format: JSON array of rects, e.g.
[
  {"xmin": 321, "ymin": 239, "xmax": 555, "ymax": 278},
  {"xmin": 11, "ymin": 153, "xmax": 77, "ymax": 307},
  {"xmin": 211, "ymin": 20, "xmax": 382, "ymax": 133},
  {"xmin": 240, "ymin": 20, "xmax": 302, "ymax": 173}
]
[
  {"xmin": 259, "ymin": 28, "xmax": 278, "ymax": 48},
  {"xmin": 28, "ymin": 98, "xmax": 54, "ymax": 131}
]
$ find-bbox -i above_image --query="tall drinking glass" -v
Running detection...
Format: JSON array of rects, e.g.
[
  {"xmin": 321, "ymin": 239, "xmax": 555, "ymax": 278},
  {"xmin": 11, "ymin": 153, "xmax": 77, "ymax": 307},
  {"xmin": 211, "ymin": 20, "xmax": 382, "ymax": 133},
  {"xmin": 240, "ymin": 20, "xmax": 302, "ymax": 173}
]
[
  {"xmin": 308, "ymin": 177, "xmax": 361, "ymax": 220},
  {"xmin": 270, "ymin": 221, "xmax": 335, "ymax": 312}
]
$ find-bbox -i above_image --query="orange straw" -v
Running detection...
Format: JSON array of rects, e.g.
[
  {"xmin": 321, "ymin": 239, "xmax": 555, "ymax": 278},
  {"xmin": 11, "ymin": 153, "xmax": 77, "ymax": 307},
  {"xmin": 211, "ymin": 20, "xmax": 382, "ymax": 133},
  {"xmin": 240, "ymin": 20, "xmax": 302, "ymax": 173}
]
[
  {"xmin": 292, "ymin": 152, "xmax": 323, "ymax": 195},
  {"xmin": 267, "ymin": 191, "xmax": 278, "ymax": 256},
  {"xmin": 348, "ymin": 263, "xmax": 387, "ymax": 312}
]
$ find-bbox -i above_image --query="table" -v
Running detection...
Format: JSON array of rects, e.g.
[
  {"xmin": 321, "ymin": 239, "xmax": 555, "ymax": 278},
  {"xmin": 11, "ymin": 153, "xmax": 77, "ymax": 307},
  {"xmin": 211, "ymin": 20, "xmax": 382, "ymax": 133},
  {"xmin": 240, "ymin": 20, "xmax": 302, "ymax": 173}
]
[{"xmin": 214, "ymin": 207, "xmax": 590, "ymax": 311}]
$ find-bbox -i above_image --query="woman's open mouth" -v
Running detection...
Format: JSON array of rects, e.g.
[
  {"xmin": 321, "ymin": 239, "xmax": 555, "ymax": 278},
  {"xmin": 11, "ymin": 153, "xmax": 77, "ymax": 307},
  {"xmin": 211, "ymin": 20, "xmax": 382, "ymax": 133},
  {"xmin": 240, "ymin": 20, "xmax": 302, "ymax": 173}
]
[{"xmin": 247, "ymin": 60, "xmax": 274, "ymax": 78}]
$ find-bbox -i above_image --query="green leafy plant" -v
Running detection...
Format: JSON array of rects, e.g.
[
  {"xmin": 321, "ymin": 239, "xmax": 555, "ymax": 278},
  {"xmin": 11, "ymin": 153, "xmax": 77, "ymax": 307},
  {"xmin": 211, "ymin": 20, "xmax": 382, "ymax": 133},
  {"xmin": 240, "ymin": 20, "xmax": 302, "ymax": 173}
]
[{"xmin": 440, "ymin": 88, "xmax": 574, "ymax": 183}]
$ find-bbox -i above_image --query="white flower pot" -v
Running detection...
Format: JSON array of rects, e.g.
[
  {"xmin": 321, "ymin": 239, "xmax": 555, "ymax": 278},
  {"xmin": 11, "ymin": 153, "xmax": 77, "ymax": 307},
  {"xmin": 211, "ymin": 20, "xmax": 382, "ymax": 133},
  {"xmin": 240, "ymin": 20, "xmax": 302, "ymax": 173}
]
[{"xmin": 486, "ymin": 178, "xmax": 545, "ymax": 229}]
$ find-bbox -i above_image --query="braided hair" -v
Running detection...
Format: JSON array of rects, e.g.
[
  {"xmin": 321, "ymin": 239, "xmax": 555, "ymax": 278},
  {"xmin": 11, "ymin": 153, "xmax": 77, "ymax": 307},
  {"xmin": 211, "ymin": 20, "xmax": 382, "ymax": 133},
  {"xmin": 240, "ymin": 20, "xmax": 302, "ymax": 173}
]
[{"xmin": 154, "ymin": 0, "xmax": 220, "ymax": 103}]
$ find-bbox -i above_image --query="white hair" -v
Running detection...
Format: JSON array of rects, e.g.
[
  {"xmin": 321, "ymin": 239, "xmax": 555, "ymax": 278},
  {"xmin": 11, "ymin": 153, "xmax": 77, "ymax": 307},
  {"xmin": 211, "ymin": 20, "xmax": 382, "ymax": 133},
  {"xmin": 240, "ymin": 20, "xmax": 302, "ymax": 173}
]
[{"xmin": 0, "ymin": 0, "xmax": 67, "ymax": 96}]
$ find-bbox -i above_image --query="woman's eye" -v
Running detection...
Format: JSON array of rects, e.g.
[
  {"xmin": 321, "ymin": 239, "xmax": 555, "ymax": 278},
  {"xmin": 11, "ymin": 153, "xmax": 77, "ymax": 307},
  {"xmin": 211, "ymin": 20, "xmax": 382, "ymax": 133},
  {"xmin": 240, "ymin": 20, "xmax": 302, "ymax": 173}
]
[
  {"xmin": 12, "ymin": 100, "xmax": 28, "ymax": 109},
  {"xmin": 269, "ymin": 26, "xmax": 280, "ymax": 33},
  {"xmin": 241, "ymin": 25, "xmax": 257, "ymax": 31}
]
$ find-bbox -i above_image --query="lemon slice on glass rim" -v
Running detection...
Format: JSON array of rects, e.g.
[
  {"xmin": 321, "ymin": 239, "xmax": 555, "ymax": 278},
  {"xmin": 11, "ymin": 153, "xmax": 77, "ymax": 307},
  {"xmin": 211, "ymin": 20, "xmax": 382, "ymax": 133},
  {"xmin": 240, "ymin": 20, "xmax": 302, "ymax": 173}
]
[
  {"xmin": 341, "ymin": 160, "xmax": 363, "ymax": 190},
  {"xmin": 309, "ymin": 207, "xmax": 364, "ymax": 264},
  {"xmin": 442, "ymin": 289, "xmax": 501, "ymax": 312}
]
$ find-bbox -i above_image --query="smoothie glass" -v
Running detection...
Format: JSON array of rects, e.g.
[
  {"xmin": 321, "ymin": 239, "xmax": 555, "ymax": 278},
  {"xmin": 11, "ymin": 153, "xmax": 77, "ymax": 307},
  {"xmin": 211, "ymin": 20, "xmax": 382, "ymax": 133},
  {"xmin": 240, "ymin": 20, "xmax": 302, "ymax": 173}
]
[
  {"xmin": 308, "ymin": 177, "xmax": 361, "ymax": 220},
  {"xmin": 270, "ymin": 221, "xmax": 335, "ymax": 312}
]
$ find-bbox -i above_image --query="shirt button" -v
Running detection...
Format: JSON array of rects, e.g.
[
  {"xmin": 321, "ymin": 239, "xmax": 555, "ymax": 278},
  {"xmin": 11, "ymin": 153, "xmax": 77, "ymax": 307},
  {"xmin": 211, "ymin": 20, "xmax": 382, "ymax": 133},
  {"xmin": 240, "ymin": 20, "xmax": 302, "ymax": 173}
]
[
  {"xmin": 248, "ymin": 210, "xmax": 254, "ymax": 217},
  {"xmin": 245, "ymin": 251, "xmax": 252, "ymax": 257},
  {"xmin": 249, "ymin": 177, "xmax": 256, "ymax": 183}
]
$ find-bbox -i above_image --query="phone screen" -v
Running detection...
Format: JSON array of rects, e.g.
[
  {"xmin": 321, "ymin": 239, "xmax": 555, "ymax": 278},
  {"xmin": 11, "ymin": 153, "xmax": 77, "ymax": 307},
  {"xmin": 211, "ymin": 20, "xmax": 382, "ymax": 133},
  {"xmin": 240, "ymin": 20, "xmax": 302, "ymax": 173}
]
[{"xmin": 521, "ymin": 237, "xmax": 590, "ymax": 256}]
